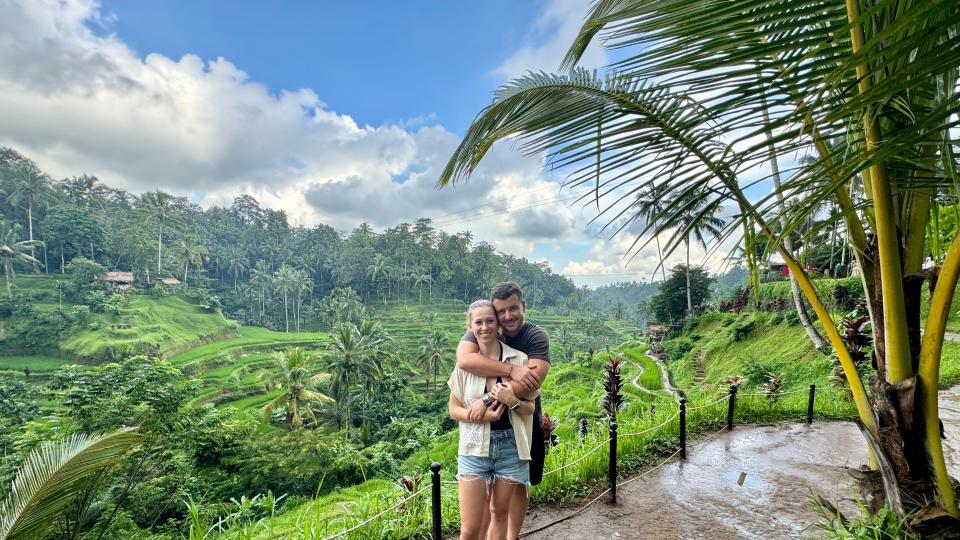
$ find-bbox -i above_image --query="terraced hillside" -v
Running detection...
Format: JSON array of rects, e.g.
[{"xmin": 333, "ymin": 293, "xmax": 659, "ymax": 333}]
[
  {"xmin": 3, "ymin": 274, "xmax": 239, "ymax": 361},
  {"xmin": 168, "ymin": 326, "xmax": 330, "ymax": 418}
]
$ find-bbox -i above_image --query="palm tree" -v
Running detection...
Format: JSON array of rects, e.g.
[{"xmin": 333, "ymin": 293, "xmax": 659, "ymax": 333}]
[
  {"xmin": 4, "ymin": 162, "xmax": 53, "ymax": 268},
  {"xmin": 0, "ymin": 221, "xmax": 43, "ymax": 298},
  {"xmin": 60, "ymin": 174, "xmax": 109, "ymax": 209},
  {"xmin": 412, "ymin": 272, "xmax": 432, "ymax": 304},
  {"xmin": 274, "ymin": 265, "xmax": 296, "ymax": 332},
  {"xmin": 136, "ymin": 190, "xmax": 183, "ymax": 276},
  {"xmin": 417, "ymin": 329, "xmax": 448, "ymax": 392},
  {"xmin": 326, "ymin": 323, "xmax": 381, "ymax": 438},
  {"xmin": 224, "ymin": 247, "xmax": 248, "ymax": 290},
  {"xmin": 176, "ymin": 234, "xmax": 207, "ymax": 286},
  {"xmin": 0, "ymin": 429, "xmax": 142, "ymax": 540},
  {"xmin": 438, "ymin": 2, "xmax": 960, "ymax": 516},
  {"xmin": 249, "ymin": 260, "xmax": 271, "ymax": 318},
  {"xmin": 611, "ymin": 302, "xmax": 626, "ymax": 321},
  {"xmin": 260, "ymin": 348, "xmax": 333, "ymax": 430},
  {"xmin": 291, "ymin": 269, "xmax": 312, "ymax": 332},
  {"xmin": 367, "ymin": 254, "xmax": 389, "ymax": 304},
  {"xmin": 673, "ymin": 197, "xmax": 724, "ymax": 313},
  {"xmin": 633, "ymin": 185, "xmax": 669, "ymax": 281}
]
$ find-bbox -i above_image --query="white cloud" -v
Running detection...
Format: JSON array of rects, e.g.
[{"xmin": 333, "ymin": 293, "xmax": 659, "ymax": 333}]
[
  {"xmin": 494, "ymin": 0, "xmax": 608, "ymax": 80},
  {"xmin": 561, "ymin": 231, "xmax": 732, "ymax": 285},
  {"xmin": 0, "ymin": 0, "xmax": 733, "ymax": 286},
  {"xmin": 0, "ymin": 0, "xmax": 586, "ymax": 258}
]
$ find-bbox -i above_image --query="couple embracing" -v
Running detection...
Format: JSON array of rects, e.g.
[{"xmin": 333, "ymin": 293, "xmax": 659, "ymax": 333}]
[{"xmin": 447, "ymin": 282, "xmax": 550, "ymax": 540}]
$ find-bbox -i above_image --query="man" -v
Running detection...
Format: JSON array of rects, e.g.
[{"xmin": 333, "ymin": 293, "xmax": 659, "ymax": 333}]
[{"xmin": 457, "ymin": 282, "xmax": 550, "ymax": 540}]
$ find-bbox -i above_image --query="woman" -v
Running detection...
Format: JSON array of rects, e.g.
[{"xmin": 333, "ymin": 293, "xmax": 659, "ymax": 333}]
[{"xmin": 448, "ymin": 300, "xmax": 536, "ymax": 540}]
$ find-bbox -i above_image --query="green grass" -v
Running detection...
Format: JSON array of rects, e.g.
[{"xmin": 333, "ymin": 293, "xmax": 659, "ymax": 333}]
[
  {"xmin": 7, "ymin": 275, "xmax": 241, "ymax": 361},
  {"xmin": 0, "ymin": 355, "xmax": 75, "ymax": 373},
  {"xmin": 59, "ymin": 295, "xmax": 239, "ymax": 361}
]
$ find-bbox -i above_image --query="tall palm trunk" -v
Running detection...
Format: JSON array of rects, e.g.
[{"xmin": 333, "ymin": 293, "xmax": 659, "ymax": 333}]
[
  {"xmin": 656, "ymin": 236, "xmax": 667, "ymax": 281},
  {"xmin": 27, "ymin": 199, "xmax": 37, "ymax": 272},
  {"xmin": 4, "ymin": 260, "xmax": 12, "ymax": 299},
  {"xmin": 685, "ymin": 238, "xmax": 692, "ymax": 313},
  {"xmin": 283, "ymin": 292, "xmax": 289, "ymax": 332},
  {"xmin": 157, "ymin": 221, "xmax": 163, "ymax": 276},
  {"xmin": 761, "ymin": 87, "xmax": 826, "ymax": 350}
]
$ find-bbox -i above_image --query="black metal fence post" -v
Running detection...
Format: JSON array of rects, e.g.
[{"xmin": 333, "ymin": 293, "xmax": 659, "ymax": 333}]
[
  {"xmin": 807, "ymin": 384, "xmax": 816, "ymax": 424},
  {"xmin": 609, "ymin": 421, "xmax": 618, "ymax": 503},
  {"xmin": 679, "ymin": 399, "xmax": 687, "ymax": 459},
  {"xmin": 430, "ymin": 462, "xmax": 441, "ymax": 540},
  {"xmin": 726, "ymin": 385, "xmax": 737, "ymax": 431}
]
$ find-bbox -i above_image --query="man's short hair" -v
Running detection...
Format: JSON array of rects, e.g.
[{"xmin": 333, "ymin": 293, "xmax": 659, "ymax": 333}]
[{"xmin": 490, "ymin": 282, "xmax": 523, "ymax": 303}]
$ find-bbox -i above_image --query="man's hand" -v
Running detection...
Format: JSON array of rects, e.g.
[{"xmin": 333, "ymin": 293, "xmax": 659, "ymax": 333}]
[
  {"xmin": 510, "ymin": 364, "xmax": 541, "ymax": 393},
  {"xmin": 490, "ymin": 381, "xmax": 518, "ymax": 407},
  {"xmin": 466, "ymin": 399, "xmax": 488, "ymax": 422},
  {"xmin": 482, "ymin": 402, "xmax": 505, "ymax": 422}
]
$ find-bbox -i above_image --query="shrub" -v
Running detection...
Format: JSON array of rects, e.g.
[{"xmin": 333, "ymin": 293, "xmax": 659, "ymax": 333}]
[
  {"xmin": 662, "ymin": 337, "xmax": 695, "ymax": 359},
  {"xmin": 742, "ymin": 357, "xmax": 779, "ymax": 388},
  {"xmin": 732, "ymin": 319, "xmax": 756, "ymax": 341}
]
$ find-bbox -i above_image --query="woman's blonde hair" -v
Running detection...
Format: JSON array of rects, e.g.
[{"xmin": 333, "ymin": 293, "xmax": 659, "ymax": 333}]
[{"xmin": 466, "ymin": 299, "xmax": 495, "ymax": 325}]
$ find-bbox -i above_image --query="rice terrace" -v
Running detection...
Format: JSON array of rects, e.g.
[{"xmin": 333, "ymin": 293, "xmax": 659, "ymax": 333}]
[{"xmin": 1, "ymin": 1, "xmax": 960, "ymax": 539}]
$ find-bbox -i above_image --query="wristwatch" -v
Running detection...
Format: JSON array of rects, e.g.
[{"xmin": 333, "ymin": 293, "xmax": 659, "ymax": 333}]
[{"xmin": 480, "ymin": 393, "xmax": 493, "ymax": 406}]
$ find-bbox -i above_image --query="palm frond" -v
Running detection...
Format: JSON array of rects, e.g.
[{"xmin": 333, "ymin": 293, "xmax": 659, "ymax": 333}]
[{"xmin": 0, "ymin": 428, "xmax": 142, "ymax": 540}]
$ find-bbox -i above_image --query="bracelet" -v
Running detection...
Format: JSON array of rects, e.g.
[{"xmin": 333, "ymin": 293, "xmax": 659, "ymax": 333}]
[{"xmin": 509, "ymin": 399, "xmax": 522, "ymax": 410}]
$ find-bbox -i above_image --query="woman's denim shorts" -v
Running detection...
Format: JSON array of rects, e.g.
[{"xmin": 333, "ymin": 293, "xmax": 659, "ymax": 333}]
[{"xmin": 457, "ymin": 429, "xmax": 530, "ymax": 487}]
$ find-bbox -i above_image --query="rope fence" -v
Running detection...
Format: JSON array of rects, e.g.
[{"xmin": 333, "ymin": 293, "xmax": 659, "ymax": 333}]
[
  {"xmin": 319, "ymin": 485, "xmax": 430, "ymax": 540},
  {"xmin": 317, "ymin": 383, "xmax": 826, "ymax": 540}
]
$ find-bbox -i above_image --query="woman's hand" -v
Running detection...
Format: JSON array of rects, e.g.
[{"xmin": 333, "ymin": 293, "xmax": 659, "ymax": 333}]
[
  {"xmin": 482, "ymin": 401, "xmax": 505, "ymax": 422},
  {"xmin": 490, "ymin": 382, "xmax": 518, "ymax": 408}
]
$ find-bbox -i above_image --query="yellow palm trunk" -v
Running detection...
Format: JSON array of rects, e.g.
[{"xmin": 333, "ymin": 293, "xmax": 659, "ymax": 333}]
[
  {"xmin": 919, "ymin": 230, "xmax": 960, "ymax": 515},
  {"xmin": 845, "ymin": 0, "xmax": 912, "ymax": 383}
]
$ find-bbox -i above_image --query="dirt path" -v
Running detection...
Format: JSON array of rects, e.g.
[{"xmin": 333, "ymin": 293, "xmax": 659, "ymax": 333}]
[
  {"xmin": 521, "ymin": 386, "xmax": 960, "ymax": 539},
  {"xmin": 647, "ymin": 352, "xmax": 683, "ymax": 401},
  {"xmin": 625, "ymin": 359, "xmax": 660, "ymax": 398}
]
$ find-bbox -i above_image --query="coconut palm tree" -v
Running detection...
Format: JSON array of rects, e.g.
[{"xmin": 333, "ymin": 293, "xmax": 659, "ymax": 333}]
[
  {"xmin": 176, "ymin": 234, "xmax": 207, "ymax": 286},
  {"xmin": 0, "ymin": 428, "xmax": 142, "ymax": 540},
  {"xmin": 4, "ymin": 162, "xmax": 53, "ymax": 268},
  {"xmin": 633, "ymin": 184, "xmax": 669, "ymax": 281},
  {"xmin": 0, "ymin": 221, "xmax": 42, "ymax": 298},
  {"xmin": 290, "ymin": 269, "xmax": 312, "ymax": 332},
  {"xmin": 611, "ymin": 302, "xmax": 626, "ymax": 321},
  {"xmin": 326, "ymin": 323, "xmax": 381, "ymax": 438},
  {"xmin": 417, "ymin": 329, "xmax": 449, "ymax": 392},
  {"xmin": 60, "ymin": 174, "xmax": 109, "ymax": 209},
  {"xmin": 367, "ymin": 254, "xmax": 389, "ymax": 304},
  {"xmin": 673, "ymin": 197, "xmax": 724, "ymax": 313},
  {"xmin": 274, "ymin": 265, "xmax": 296, "ymax": 332},
  {"xmin": 224, "ymin": 247, "xmax": 248, "ymax": 290},
  {"xmin": 249, "ymin": 259, "xmax": 272, "ymax": 318},
  {"xmin": 439, "ymin": 1, "xmax": 960, "ymax": 518},
  {"xmin": 260, "ymin": 348, "xmax": 333, "ymax": 430},
  {"xmin": 412, "ymin": 272, "xmax": 432, "ymax": 304},
  {"xmin": 136, "ymin": 190, "xmax": 184, "ymax": 276}
]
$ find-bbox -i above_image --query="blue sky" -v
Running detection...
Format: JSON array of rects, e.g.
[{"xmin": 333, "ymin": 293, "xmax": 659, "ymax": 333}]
[
  {"xmin": 0, "ymin": 0, "xmax": 730, "ymax": 287},
  {"xmin": 99, "ymin": 1, "xmax": 541, "ymax": 134}
]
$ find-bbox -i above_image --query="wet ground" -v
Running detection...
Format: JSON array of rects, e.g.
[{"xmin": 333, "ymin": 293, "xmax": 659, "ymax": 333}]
[{"xmin": 521, "ymin": 387, "xmax": 960, "ymax": 539}]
